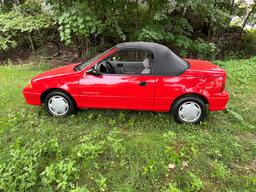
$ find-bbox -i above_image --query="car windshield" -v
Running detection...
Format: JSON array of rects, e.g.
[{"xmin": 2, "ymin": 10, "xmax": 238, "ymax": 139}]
[{"xmin": 75, "ymin": 48, "xmax": 112, "ymax": 71}]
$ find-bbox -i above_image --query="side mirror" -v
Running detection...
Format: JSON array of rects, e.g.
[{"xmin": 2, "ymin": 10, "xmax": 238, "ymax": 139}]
[{"xmin": 86, "ymin": 68, "xmax": 101, "ymax": 76}]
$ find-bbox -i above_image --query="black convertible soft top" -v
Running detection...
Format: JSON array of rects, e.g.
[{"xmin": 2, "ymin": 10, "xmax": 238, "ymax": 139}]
[{"xmin": 116, "ymin": 42, "xmax": 188, "ymax": 76}]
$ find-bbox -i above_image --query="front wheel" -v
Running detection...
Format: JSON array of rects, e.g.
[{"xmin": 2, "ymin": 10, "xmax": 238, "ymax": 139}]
[
  {"xmin": 44, "ymin": 91, "xmax": 75, "ymax": 117},
  {"xmin": 171, "ymin": 96, "xmax": 206, "ymax": 124}
]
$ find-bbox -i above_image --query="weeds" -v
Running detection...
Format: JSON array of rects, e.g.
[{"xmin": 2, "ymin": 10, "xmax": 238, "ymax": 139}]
[{"xmin": 0, "ymin": 58, "xmax": 256, "ymax": 191}]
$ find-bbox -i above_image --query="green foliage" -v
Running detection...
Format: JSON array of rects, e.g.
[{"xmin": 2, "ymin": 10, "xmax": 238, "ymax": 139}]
[
  {"xmin": 0, "ymin": 139, "xmax": 60, "ymax": 191},
  {"xmin": 0, "ymin": 142, "xmax": 40, "ymax": 191},
  {"xmin": 0, "ymin": 0, "xmax": 53, "ymax": 51},
  {"xmin": 210, "ymin": 161, "xmax": 229, "ymax": 179},
  {"xmin": 41, "ymin": 159, "xmax": 78, "ymax": 191},
  {"xmin": 1, "ymin": 2, "xmax": 256, "ymax": 191},
  {"xmin": 237, "ymin": 29, "xmax": 256, "ymax": 57},
  {"xmin": 165, "ymin": 183, "xmax": 182, "ymax": 192},
  {"xmin": 188, "ymin": 172, "xmax": 204, "ymax": 191},
  {"xmin": 0, "ymin": 36, "xmax": 16, "ymax": 50},
  {"xmin": 95, "ymin": 174, "xmax": 107, "ymax": 192},
  {"xmin": 57, "ymin": 2, "xmax": 103, "ymax": 44},
  {"xmin": 192, "ymin": 38, "xmax": 217, "ymax": 59},
  {"xmin": 137, "ymin": 25, "xmax": 172, "ymax": 42},
  {"xmin": 1, "ymin": 0, "xmax": 254, "ymax": 59},
  {"xmin": 0, "ymin": 3, "xmax": 52, "ymax": 33},
  {"xmin": 0, "ymin": 124, "xmax": 126, "ymax": 191}
]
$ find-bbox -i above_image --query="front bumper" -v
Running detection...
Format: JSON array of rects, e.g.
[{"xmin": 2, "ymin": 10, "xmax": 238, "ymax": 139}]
[
  {"xmin": 23, "ymin": 87, "xmax": 41, "ymax": 106},
  {"xmin": 208, "ymin": 90, "xmax": 229, "ymax": 111}
]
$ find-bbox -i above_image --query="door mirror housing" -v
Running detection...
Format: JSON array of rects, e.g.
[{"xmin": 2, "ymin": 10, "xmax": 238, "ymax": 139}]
[{"xmin": 86, "ymin": 68, "xmax": 101, "ymax": 76}]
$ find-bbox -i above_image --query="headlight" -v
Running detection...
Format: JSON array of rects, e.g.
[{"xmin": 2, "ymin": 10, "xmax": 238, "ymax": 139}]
[{"xmin": 26, "ymin": 81, "xmax": 32, "ymax": 88}]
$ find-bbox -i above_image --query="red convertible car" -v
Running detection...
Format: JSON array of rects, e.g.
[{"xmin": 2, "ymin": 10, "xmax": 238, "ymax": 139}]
[{"xmin": 23, "ymin": 42, "xmax": 229, "ymax": 124}]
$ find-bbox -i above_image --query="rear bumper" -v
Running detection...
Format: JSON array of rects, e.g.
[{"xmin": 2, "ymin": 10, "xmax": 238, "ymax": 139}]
[
  {"xmin": 208, "ymin": 90, "xmax": 229, "ymax": 111},
  {"xmin": 23, "ymin": 87, "xmax": 41, "ymax": 106}
]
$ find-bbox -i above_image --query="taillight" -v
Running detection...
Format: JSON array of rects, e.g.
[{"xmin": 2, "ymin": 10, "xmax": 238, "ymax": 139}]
[
  {"xmin": 205, "ymin": 77, "xmax": 225, "ymax": 91},
  {"xmin": 221, "ymin": 78, "xmax": 225, "ymax": 92},
  {"xmin": 205, "ymin": 79, "xmax": 216, "ymax": 90}
]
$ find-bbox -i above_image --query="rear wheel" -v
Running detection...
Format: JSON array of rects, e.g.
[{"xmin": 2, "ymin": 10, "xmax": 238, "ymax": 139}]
[
  {"xmin": 172, "ymin": 96, "xmax": 206, "ymax": 124},
  {"xmin": 44, "ymin": 91, "xmax": 75, "ymax": 117}
]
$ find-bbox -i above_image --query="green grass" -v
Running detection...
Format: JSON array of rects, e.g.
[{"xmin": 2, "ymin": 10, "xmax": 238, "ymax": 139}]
[{"xmin": 0, "ymin": 57, "xmax": 256, "ymax": 192}]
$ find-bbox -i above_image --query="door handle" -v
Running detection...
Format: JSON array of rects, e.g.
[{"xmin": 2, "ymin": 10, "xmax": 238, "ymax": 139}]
[{"xmin": 139, "ymin": 81, "xmax": 147, "ymax": 86}]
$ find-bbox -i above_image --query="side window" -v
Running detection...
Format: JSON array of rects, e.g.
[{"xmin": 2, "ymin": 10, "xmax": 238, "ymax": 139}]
[
  {"xmin": 111, "ymin": 50, "xmax": 151, "ymax": 62},
  {"xmin": 99, "ymin": 50, "xmax": 153, "ymax": 75}
]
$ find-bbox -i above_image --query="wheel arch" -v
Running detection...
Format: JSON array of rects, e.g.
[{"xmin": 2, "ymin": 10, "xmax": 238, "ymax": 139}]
[
  {"xmin": 40, "ymin": 88, "xmax": 77, "ymax": 108},
  {"xmin": 170, "ymin": 93, "xmax": 208, "ymax": 112}
]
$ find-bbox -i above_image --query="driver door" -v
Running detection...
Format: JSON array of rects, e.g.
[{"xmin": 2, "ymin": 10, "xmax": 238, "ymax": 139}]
[{"xmin": 79, "ymin": 50, "xmax": 156, "ymax": 110}]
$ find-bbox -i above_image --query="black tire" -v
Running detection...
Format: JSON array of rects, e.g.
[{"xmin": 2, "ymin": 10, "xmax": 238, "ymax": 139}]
[
  {"xmin": 171, "ymin": 95, "xmax": 206, "ymax": 124},
  {"xmin": 44, "ymin": 91, "xmax": 75, "ymax": 117}
]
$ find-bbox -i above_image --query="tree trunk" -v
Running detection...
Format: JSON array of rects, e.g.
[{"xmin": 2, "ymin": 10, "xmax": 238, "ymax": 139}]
[
  {"xmin": 230, "ymin": 0, "xmax": 235, "ymax": 15},
  {"xmin": 81, "ymin": 38, "xmax": 86, "ymax": 55},
  {"xmin": 73, "ymin": 34, "xmax": 82, "ymax": 58},
  {"xmin": 239, "ymin": 2, "xmax": 256, "ymax": 37},
  {"xmin": 86, "ymin": 39, "xmax": 89, "ymax": 53},
  {"xmin": 148, "ymin": 0, "xmax": 153, "ymax": 17},
  {"xmin": 51, "ymin": 41, "xmax": 61, "ymax": 56},
  {"xmin": 28, "ymin": 32, "xmax": 35, "ymax": 53}
]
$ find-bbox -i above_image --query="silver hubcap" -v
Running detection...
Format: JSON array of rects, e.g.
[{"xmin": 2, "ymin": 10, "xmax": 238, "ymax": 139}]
[
  {"xmin": 48, "ymin": 95, "xmax": 69, "ymax": 116},
  {"xmin": 178, "ymin": 101, "xmax": 201, "ymax": 123}
]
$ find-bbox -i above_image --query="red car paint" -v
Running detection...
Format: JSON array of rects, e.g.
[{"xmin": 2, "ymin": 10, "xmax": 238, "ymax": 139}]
[{"xmin": 23, "ymin": 48, "xmax": 229, "ymax": 112}]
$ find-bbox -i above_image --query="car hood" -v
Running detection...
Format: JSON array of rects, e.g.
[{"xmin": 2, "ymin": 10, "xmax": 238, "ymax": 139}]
[
  {"xmin": 32, "ymin": 63, "xmax": 80, "ymax": 81},
  {"xmin": 183, "ymin": 59, "xmax": 225, "ymax": 76}
]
